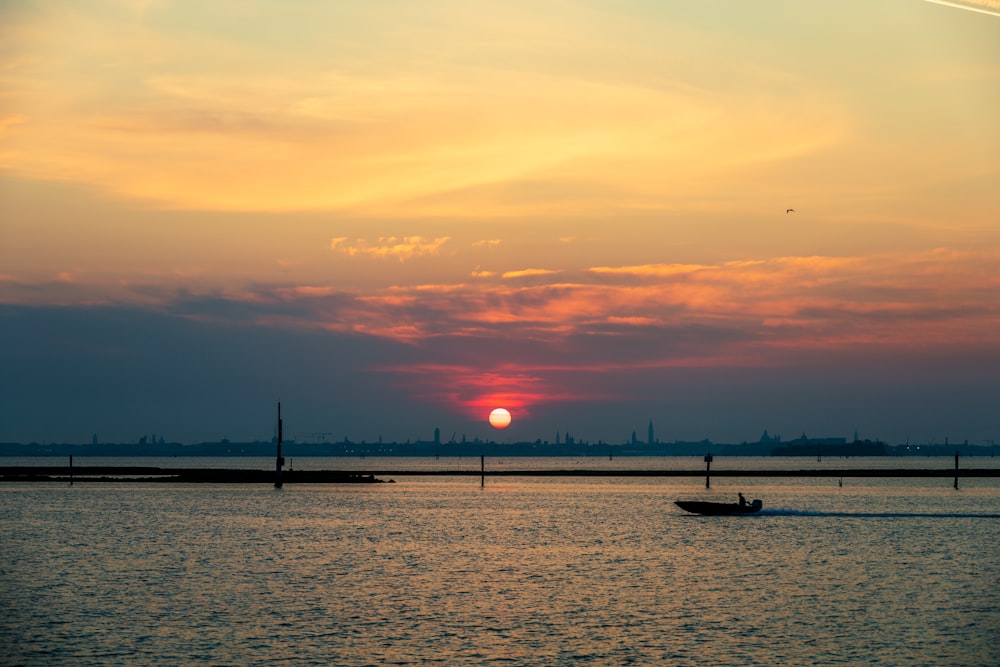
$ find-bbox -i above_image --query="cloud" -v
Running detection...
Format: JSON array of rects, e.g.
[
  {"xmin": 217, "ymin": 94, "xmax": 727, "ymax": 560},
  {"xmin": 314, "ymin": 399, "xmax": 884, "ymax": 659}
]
[
  {"xmin": 5, "ymin": 245, "xmax": 999, "ymax": 441},
  {"xmin": 472, "ymin": 239, "xmax": 503, "ymax": 248},
  {"xmin": 0, "ymin": 1, "xmax": 856, "ymax": 214},
  {"xmin": 281, "ymin": 249, "xmax": 999, "ymax": 368},
  {"xmin": 273, "ymin": 285, "xmax": 336, "ymax": 299},
  {"xmin": 380, "ymin": 363, "xmax": 610, "ymax": 419},
  {"xmin": 330, "ymin": 236, "xmax": 450, "ymax": 261},
  {"xmin": 8, "ymin": 248, "xmax": 999, "ymax": 355},
  {"xmin": 501, "ymin": 268, "xmax": 561, "ymax": 280},
  {"xmin": 589, "ymin": 264, "xmax": 711, "ymax": 278}
]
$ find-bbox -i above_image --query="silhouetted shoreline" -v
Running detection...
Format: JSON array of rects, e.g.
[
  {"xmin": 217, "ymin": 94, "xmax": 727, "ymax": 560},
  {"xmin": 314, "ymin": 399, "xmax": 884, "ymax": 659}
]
[{"xmin": 1, "ymin": 439, "xmax": 995, "ymax": 458}]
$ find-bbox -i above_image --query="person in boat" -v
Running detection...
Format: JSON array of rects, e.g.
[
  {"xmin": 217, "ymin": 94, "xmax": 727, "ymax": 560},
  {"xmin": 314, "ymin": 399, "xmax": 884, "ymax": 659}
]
[{"xmin": 738, "ymin": 492, "xmax": 748, "ymax": 507}]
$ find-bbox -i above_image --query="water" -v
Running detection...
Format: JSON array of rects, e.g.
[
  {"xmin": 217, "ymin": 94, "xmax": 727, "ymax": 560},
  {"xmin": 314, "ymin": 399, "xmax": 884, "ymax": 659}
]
[{"xmin": 2, "ymin": 472, "xmax": 998, "ymax": 665}]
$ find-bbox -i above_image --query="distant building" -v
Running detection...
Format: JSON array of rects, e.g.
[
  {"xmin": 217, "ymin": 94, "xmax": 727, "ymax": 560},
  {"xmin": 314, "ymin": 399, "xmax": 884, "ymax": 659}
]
[
  {"xmin": 788, "ymin": 432, "xmax": 846, "ymax": 446},
  {"xmin": 771, "ymin": 433, "xmax": 884, "ymax": 456},
  {"xmin": 648, "ymin": 420, "xmax": 654, "ymax": 446},
  {"xmin": 759, "ymin": 430, "xmax": 781, "ymax": 444}
]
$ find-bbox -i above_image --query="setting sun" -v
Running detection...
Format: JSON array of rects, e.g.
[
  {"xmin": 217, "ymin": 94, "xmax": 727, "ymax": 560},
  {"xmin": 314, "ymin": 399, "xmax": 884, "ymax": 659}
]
[{"xmin": 488, "ymin": 408, "xmax": 512, "ymax": 429}]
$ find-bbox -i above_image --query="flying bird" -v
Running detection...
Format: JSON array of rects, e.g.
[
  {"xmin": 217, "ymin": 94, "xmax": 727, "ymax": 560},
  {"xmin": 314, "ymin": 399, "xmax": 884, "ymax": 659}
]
[{"xmin": 786, "ymin": 208, "xmax": 795, "ymax": 214}]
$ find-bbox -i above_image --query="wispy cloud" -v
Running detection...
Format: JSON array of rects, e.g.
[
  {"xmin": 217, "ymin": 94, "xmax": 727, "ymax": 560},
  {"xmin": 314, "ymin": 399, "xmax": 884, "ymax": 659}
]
[
  {"xmin": 501, "ymin": 268, "xmax": 561, "ymax": 280},
  {"xmin": 589, "ymin": 264, "xmax": 711, "ymax": 278},
  {"xmin": 0, "ymin": 1, "xmax": 854, "ymax": 214},
  {"xmin": 330, "ymin": 236, "xmax": 450, "ymax": 262}
]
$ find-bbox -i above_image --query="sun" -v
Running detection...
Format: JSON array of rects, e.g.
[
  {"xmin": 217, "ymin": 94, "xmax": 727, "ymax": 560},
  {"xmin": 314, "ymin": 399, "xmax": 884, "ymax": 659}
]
[{"xmin": 488, "ymin": 407, "xmax": 512, "ymax": 429}]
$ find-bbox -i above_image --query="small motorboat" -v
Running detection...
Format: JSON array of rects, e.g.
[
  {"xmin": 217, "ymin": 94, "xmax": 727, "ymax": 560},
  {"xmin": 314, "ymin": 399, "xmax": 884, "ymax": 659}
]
[{"xmin": 675, "ymin": 499, "xmax": 763, "ymax": 516}]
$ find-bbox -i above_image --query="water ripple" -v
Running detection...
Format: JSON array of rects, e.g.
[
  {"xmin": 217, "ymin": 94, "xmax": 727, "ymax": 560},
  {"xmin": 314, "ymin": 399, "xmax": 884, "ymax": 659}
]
[{"xmin": 1, "ymin": 480, "xmax": 998, "ymax": 665}]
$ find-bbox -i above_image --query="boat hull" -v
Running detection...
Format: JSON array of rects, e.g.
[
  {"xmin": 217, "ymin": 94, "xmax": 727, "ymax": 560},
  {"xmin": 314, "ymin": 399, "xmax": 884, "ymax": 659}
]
[{"xmin": 675, "ymin": 499, "xmax": 762, "ymax": 515}]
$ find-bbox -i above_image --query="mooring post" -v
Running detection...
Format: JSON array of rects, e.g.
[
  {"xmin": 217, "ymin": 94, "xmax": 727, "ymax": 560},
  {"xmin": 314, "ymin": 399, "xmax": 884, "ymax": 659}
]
[
  {"xmin": 954, "ymin": 450, "xmax": 959, "ymax": 490},
  {"xmin": 274, "ymin": 402, "xmax": 284, "ymax": 489},
  {"xmin": 704, "ymin": 453, "xmax": 713, "ymax": 489},
  {"xmin": 481, "ymin": 455, "xmax": 485, "ymax": 488},
  {"xmin": 69, "ymin": 454, "xmax": 73, "ymax": 486}
]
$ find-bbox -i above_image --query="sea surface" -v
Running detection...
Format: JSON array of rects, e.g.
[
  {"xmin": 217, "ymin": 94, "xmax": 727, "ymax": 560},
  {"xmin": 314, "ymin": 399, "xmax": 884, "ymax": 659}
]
[{"xmin": 2, "ymin": 459, "xmax": 998, "ymax": 666}]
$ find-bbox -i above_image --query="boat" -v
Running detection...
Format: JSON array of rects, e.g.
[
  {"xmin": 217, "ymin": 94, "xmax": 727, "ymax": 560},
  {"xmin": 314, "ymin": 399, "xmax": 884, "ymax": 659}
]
[{"xmin": 674, "ymin": 499, "xmax": 763, "ymax": 515}]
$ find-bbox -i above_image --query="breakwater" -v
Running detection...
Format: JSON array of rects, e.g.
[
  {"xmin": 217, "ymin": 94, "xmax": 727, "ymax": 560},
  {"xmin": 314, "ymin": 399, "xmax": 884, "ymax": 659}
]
[
  {"xmin": 2, "ymin": 465, "xmax": 998, "ymax": 483},
  {"xmin": 0, "ymin": 466, "xmax": 388, "ymax": 483}
]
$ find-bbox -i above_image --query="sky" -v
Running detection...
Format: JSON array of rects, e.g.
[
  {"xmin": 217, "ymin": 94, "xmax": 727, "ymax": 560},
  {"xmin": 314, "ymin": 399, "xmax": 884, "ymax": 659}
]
[{"xmin": 2, "ymin": 0, "xmax": 999, "ymax": 446}]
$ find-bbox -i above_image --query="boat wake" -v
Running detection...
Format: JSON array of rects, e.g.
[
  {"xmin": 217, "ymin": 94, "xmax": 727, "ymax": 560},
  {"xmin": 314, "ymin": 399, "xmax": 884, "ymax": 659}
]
[{"xmin": 760, "ymin": 509, "xmax": 1000, "ymax": 519}]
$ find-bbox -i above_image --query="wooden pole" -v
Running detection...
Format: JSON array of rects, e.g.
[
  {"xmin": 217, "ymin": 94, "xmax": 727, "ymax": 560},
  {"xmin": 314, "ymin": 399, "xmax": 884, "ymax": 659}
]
[
  {"xmin": 274, "ymin": 402, "xmax": 284, "ymax": 489},
  {"xmin": 481, "ymin": 455, "xmax": 485, "ymax": 488},
  {"xmin": 704, "ymin": 453, "xmax": 713, "ymax": 489},
  {"xmin": 954, "ymin": 450, "xmax": 959, "ymax": 490}
]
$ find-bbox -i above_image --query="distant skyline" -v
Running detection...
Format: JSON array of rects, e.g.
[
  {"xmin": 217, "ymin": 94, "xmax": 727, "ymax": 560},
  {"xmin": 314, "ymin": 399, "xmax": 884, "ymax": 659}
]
[
  {"xmin": 0, "ymin": 415, "xmax": 899, "ymax": 448},
  {"xmin": 2, "ymin": 1, "xmax": 998, "ymax": 445}
]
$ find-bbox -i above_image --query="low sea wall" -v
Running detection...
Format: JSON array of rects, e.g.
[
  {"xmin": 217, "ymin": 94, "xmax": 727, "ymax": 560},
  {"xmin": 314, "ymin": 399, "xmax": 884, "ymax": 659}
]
[{"xmin": 2, "ymin": 465, "xmax": 998, "ymax": 483}]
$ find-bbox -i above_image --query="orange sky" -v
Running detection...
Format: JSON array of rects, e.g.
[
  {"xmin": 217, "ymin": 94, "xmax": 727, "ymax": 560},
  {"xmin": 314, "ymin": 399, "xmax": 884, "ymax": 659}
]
[{"xmin": 1, "ymin": 1, "xmax": 998, "ymax": 443}]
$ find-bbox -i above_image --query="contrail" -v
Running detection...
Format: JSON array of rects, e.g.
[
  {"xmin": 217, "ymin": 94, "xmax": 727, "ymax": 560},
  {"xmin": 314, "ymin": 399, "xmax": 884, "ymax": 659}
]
[{"xmin": 923, "ymin": 0, "xmax": 1000, "ymax": 17}]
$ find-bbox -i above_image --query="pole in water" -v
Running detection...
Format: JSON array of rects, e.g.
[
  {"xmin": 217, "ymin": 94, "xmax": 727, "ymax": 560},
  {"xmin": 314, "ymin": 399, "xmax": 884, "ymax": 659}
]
[
  {"xmin": 954, "ymin": 450, "xmax": 959, "ymax": 490},
  {"xmin": 69, "ymin": 454, "xmax": 73, "ymax": 486},
  {"xmin": 274, "ymin": 402, "xmax": 285, "ymax": 489},
  {"xmin": 481, "ymin": 455, "xmax": 485, "ymax": 488},
  {"xmin": 704, "ymin": 453, "xmax": 713, "ymax": 489}
]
